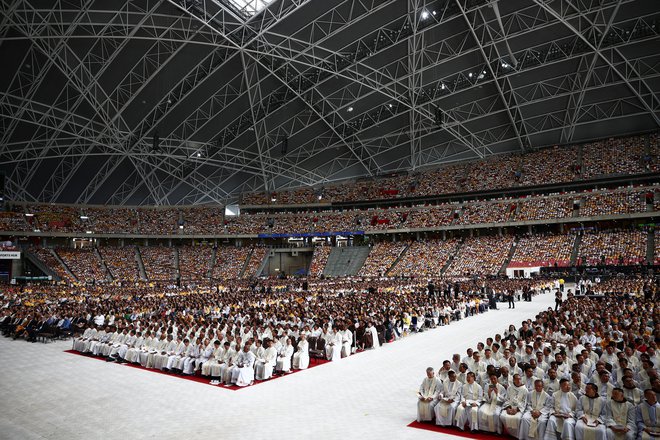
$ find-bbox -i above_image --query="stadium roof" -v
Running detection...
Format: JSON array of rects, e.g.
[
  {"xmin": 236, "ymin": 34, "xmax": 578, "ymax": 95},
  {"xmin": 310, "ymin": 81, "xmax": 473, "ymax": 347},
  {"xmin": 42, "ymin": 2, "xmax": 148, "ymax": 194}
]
[{"xmin": 0, "ymin": 0, "xmax": 658, "ymax": 206}]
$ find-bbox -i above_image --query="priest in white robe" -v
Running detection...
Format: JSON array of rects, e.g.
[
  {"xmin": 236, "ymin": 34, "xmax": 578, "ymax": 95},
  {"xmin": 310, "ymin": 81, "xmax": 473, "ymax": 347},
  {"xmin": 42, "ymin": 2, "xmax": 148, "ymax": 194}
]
[
  {"xmin": 292, "ymin": 334, "xmax": 309, "ymax": 370},
  {"xmin": 340, "ymin": 327, "xmax": 353, "ymax": 358},
  {"xmin": 546, "ymin": 378, "xmax": 579, "ymax": 440},
  {"xmin": 501, "ymin": 374, "xmax": 529, "ymax": 438},
  {"xmin": 231, "ymin": 344, "xmax": 256, "ymax": 387},
  {"xmin": 521, "ymin": 379, "xmax": 552, "ymax": 440},
  {"xmin": 255, "ymin": 339, "xmax": 278, "ymax": 380},
  {"xmin": 455, "ymin": 372, "xmax": 483, "ymax": 431},
  {"xmin": 325, "ymin": 327, "xmax": 342, "ymax": 361},
  {"xmin": 635, "ymin": 389, "xmax": 660, "ymax": 440},
  {"xmin": 575, "ymin": 383, "xmax": 607, "ymax": 440},
  {"xmin": 479, "ymin": 373, "xmax": 507, "ymax": 433},
  {"xmin": 435, "ymin": 370, "xmax": 462, "ymax": 427},
  {"xmin": 606, "ymin": 388, "xmax": 636, "ymax": 440},
  {"xmin": 417, "ymin": 367, "xmax": 441, "ymax": 423},
  {"xmin": 276, "ymin": 338, "xmax": 294, "ymax": 373}
]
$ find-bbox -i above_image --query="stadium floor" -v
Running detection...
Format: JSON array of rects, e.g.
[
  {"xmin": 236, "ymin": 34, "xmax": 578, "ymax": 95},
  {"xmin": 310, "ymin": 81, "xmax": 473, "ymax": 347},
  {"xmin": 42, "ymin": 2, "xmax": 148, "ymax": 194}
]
[{"xmin": 0, "ymin": 291, "xmax": 556, "ymax": 440}]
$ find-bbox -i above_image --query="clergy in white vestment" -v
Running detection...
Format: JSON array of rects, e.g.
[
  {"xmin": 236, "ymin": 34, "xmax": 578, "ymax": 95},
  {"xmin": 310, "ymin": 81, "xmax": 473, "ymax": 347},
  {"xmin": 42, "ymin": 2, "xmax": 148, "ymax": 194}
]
[
  {"xmin": 520, "ymin": 379, "xmax": 552, "ymax": 440},
  {"xmin": 202, "ymin": 340, "xmax": 223, "ymax": 379},
  {"xmin": 117, "ymin": 331, "xmax": 139, "ymax": 360},
  {"xmin": 255, "ymin": 340, "xmax": 277, "ymax": 380},
  {"xmin": 597, "ymin": 371, "xmax": 615, "ymax": 399},
  {"xmin": 575, "ymin": 383, "xmax": 607, "ymax": 440},
  {"xmin": 222, "ymin": 345, "xmax": 241, "ymax": 385},
  {"xmin": 231, "ymin": 345, "xmax": 256, "ymax": 387},
  {"xmin": 325, "ymin": 327, "xmax": 342, "ymax": 361},
  {"xmin": 545, "ymin": 369, "xmax": 562, "ymax": 395},
  {"xmin": 340, "ymin": 327, "xmax": 353, "ymax": 358},
  {"xmin": 501, "ymin": 374, "xmax": 529, "ymax": 438},
  {"xmin": 606, "ymin": 388, "xmax": 636, "ymax": 440},
  {"xmin": 73, "ymin": 326, "xmax": 97, "ymax": 352},
  {"xmin": 292, "ymin": 334, "xmax": 309, "ymax": 370},
  {"xmin": 455, "ymin": 372, "xmax": 483, "ymax": 431},
  {"xmin": 437, "ymin": 361, "xmax": 452, "ymax": 383},
  {"xmin": 182, "ymin": 342, "xmax": 201, "ymax": 375},
  {"xmin": 276, "ymin": 338, "xmax": 294, "ymax": 373},
  {"xmin": 123, "ymin": 332, "xmax": 145, "ymax": 363},
  {"xmin": 195, "ymin": 339, "xmax": 214, "ymax": 372},
  {"xmin": 545, "ymin": 379, "xmax": 579, "ymax": 440},
  {"xmin": 635, "ymin": 389, "xmax": 660, "ymax": 440},
  {"xmin": 479, "ymin": 374, "xmax": 507, "ymax": 433},
  {"xmin": 152, "ymin": 335, "xmax": 177, "ymax": 370},
  {"xmin": 144, "ymin": 334, "xmax": 168, "ymax": 368},
  {"xmin": 435, "ymin": 370, "xmax": 462, "ymax": 427},
  {"xmin": 165, "ymin": 338, "xmax": 188, "ymax": 371},
  {"xmin": 417, "ymin": 367, "xmax": 442, "ymax": 423},
  {"xmin": 622, "ymin": 377, "xmax": 643, "ymax": 405}
]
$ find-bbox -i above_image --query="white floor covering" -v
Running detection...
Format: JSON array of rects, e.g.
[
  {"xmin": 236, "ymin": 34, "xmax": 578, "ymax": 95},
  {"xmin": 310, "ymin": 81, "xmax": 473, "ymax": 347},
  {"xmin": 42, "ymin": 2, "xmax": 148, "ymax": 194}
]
[{"xmin": 0, "ymin": 292, "xmax": 555, "ymax": 440}]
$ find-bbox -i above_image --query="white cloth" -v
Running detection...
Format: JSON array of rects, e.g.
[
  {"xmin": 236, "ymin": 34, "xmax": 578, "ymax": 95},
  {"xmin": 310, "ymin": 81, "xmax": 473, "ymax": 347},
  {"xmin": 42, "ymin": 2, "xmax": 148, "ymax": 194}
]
[{"xmin": 417, "ymin": 377, "xmax": 441, "ymax": 422}]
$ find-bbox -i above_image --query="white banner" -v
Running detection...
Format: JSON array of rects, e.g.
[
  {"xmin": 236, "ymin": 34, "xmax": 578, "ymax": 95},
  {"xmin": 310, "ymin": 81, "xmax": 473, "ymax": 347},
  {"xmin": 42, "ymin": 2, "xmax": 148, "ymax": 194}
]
[{"xmin": 0, "ymin": 251, "xmax": 21, "ymax": 259}]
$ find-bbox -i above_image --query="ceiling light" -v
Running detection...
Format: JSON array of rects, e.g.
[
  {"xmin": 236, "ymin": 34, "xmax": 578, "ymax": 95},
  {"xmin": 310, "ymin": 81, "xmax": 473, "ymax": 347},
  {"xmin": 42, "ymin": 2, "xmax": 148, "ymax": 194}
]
[
  {"xmin": 468, "ymin": 72, "xmax": 473, "ymax": 78},
  {"xmin": 432, "ymin": 11, "xmax": 436, "ymax": 15},
  {"xmin": 347, "ymin": 106, "xmax": 354, "ymax": 112},
  {"xmin": 388, "ymin": 104, "xmax": 393, "ymax": 108},
  {"xmin": 441, "ymin": 83, "xmax": 445, "ymax": 89},
  {"xmin": 196, "ymin": 152, "xmax": 202, "ymax": 157},
  {"xmin": 421, "ymin": 11, "xmax": 429, "ymax": 19},
  {"xmin": 501, "ymin": 62, "xmax": 509, "ymax": 68}
]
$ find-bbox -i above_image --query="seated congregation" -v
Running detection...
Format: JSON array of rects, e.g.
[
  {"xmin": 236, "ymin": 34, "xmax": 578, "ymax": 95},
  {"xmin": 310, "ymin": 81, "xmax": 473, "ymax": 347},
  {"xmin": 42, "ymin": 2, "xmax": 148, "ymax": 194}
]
[{"xmin": 415, "ymin": 295, "xmax": 660, "ymax": 440}]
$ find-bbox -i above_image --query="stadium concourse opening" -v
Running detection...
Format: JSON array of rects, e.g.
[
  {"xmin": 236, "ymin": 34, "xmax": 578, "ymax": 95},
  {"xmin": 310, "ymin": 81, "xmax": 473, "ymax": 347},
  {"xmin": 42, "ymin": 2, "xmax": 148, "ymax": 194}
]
[{"xmin": 0, "ymin": 0, "xmax": 659, "ymax": 439}]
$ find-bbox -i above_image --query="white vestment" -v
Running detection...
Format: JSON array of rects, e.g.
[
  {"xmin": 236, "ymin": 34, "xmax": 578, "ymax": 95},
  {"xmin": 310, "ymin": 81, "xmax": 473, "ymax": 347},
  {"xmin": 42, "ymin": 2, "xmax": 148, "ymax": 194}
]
[
  {"xmin": 416, "ymin": 377, "xmax": 441, "ymax": 422},
  {"xmin": 435, "ymin": 379, "xmax": 462, "ymax": 427}
]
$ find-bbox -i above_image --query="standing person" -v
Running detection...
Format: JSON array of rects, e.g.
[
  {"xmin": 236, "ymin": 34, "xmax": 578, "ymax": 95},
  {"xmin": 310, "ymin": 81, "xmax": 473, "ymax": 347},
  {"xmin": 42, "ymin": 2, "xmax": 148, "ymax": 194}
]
[
  {"xmin": 555, "ymin": 290, "xmax": 563, "ymax": 311},
  {"xmin": 508, "ymin": 290, "xmax": 516, "ymax": 309}
]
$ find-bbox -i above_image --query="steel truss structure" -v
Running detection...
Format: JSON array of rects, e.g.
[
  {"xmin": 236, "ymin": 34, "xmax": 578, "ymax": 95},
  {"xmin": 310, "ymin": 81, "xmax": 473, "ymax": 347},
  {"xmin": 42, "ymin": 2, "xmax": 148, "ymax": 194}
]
[{"xmin": 0, "ymin": 0, "xmax": 658, "ymax": 206}]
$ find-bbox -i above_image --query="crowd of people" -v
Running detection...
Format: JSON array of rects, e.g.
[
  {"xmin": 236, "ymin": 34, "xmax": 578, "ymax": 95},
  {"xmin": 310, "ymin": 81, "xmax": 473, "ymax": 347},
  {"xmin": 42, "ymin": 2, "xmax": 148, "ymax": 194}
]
[
  {"xmin": 514, "ymin": 196, "xmax": 574, "ymax": 222},
  {"xmin": 211, "ymin": 246, "xmax": 254, "ymax": 280},
  {"xmin": 56, "ymin": 248, "xmax": 109, "ymax": 283},
  {"xmin": 98, "ymin": 247, "xmax": 141, "ymax": 283},
  {"xmin": 415, "ymin": 289, "xmax": 660, "ymax": 440},
  {"xmin": 1, "ymin": 277, "xmax": 557, "ymax": 384},
  {"xmin": 509, "ymin": 234, "xmax": 575, "ymax": 268},
  {"xmin": 389, "ymin": 239, "xmax": 461, "ymax": 278},
  {"xmin": 358, "ymin": 242, "xmax": 408, "ymax": 277},
  {"xmin": 457, "ymin": 202, "xmax": 515, "ymax": 225},
  {"xmin": 580, "ymin": 191, "xmax": 647, "ymax": 217},
  {"xmin": 308, "ymin": 245, "xmax": 331, "ymax": 277},
  {"xmin": 139, "ymin": 247, "xmax": 176, "ymax": 282},
  {"xmin": 178, "ymin": 246, "xmax": 213, "ymax": 281},
  {"xmin": 444, "ymin": 235, "xmax": 516, "ymax": 277},
  {"xmin": 1, "ymin": 186, "xmax": 656, "ymax": 237},
  {"xmin": 578, "ymin": 230, "xmax": 648, "ymax": 266},
  {"xmin": 242, "ymin": 133, "xmax": 656, "ymax": 206}
]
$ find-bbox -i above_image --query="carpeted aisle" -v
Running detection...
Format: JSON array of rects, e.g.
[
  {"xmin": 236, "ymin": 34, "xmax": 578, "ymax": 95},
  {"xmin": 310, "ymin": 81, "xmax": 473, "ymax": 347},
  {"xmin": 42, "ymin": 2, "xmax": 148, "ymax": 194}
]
[
  {"xmin": 64, "ymin": 349, "xmax": 329, "ymax": 391},
  {"xmin": 407, "ymin": 421, "xmax": 511, "ymax": 440}
]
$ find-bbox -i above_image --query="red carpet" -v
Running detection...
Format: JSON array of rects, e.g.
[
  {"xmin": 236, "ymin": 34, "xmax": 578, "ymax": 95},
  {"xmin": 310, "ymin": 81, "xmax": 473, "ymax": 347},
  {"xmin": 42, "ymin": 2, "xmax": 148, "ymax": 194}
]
[
  {"xmin": 64, "ymin": 350, "xmax": 329, "ymax": 391},
  {"xmin": 407, "ymin": 421, "xmax": 511, "ymax": 440}
]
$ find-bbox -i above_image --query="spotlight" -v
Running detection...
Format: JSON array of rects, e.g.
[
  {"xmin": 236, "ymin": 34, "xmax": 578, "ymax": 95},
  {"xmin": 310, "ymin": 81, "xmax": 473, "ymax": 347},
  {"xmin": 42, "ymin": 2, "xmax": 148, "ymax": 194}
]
[
  {"xmin": 347, "ymin": 106, "xmax": 354, "ymax": 112},
  {"xmin": 421, "ymin": 11, "xmax": 429, "ymax": 19}
]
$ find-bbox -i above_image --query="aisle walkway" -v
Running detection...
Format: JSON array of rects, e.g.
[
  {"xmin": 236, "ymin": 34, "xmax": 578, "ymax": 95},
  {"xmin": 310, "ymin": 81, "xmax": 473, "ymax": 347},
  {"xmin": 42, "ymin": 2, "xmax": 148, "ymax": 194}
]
[{"xmin": 0, "ymin": 293, "xmax": 555, "ymax": 440}]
